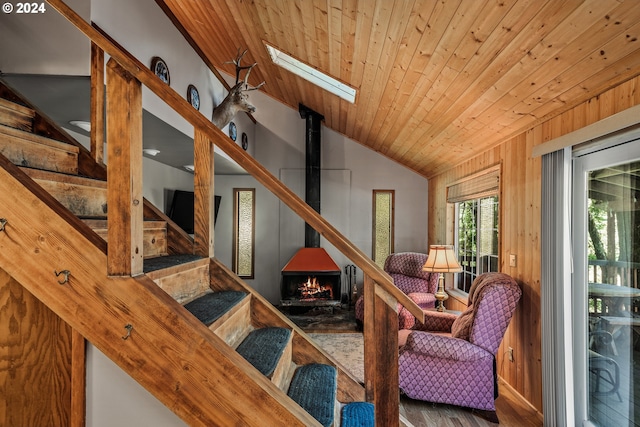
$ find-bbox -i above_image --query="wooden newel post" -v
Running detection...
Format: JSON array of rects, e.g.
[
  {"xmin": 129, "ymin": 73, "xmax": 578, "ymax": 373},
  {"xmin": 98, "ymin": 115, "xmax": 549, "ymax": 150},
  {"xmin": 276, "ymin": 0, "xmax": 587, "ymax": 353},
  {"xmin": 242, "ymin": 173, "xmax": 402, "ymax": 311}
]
[
  {"xmin": 106, "ymin": 58, "xmax": 143, "ymax": 276},
  {"xmin": 193, "ymin": 129, "xmax": 215, "ymax": 258},
  {"xmin": 363, "ymin": 274, "xmax": 400, "ymax": 426},
  {"xmin": 90, "ymin": 41, "xmax": 105, "ymax": 165}
]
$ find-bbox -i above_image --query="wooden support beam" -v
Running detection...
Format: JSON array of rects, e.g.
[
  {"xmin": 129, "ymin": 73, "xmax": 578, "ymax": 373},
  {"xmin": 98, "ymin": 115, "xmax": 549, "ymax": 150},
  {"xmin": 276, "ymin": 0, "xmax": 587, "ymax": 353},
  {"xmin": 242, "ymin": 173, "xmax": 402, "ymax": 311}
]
[
  {"xmin": 90, "ymin": 41, "xmax": 105, "ymax": 165},
  {"xmin": 193, "ymin": 129, "xmax": 215, "ymax": 258},
  {"xmin": 106, "ymin": 58, "xmax": 143, "ymax": 276},
  {"xmin": 363, "ymin": 274, "xmax": 400, "ymax": 426},
  {"xmin": 70, "ymin": 329, "xmax": 86, "ymax": 427},
  {"xmin": 363, "ymin": 274, "xmax": 376, "ymax": 402}
]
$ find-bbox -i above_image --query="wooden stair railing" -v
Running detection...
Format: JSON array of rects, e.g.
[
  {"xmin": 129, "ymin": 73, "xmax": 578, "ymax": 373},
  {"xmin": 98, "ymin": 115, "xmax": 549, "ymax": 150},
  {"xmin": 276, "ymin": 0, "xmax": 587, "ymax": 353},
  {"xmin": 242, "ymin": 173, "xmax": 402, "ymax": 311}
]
[
  {"xmin": 0, "ymin": 156, "xmax": 323, "ymax": 426},
  {"xmin": 0, "ymin": 78, "xmax": 194, "ymax": 258},
  {"xmin": 45, "ymin": 1, "xmax": 425, "ymax": 424}
]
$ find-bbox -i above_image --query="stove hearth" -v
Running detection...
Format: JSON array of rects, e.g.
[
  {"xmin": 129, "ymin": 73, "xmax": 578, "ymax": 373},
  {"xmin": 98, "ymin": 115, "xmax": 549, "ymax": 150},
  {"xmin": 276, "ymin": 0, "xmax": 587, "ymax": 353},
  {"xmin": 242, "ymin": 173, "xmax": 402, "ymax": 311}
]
[{"xmin": 280, "ymin": 248, "xmax": 341, "ymax": 309}]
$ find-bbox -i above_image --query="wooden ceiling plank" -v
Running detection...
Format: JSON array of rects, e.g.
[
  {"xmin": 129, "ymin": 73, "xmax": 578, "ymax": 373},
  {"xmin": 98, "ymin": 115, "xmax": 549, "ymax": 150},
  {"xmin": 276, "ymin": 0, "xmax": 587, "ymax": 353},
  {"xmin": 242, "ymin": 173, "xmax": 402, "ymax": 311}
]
[
  {"xmin": 266, "ymin": 1, "xmax": 311, "ymax": 105},
  {"xmin": 494, "ymin": 48, "xmax": 640, "ymax": 140},
  {"xmin": 374, "ymin": 0, "xmax": 486, "ymax": 151},
  {"xmin": 313, "ymin": 1, "xmax": 331, "ymax": 73},
  {"xmin": 351, "ymin": 0, "xmax": 400, "ymax": 142},
  {"xmin": 339, "ymin": 0, "xmax": 357, "ymax": 83},
  {"xmin": 366, "ymin": 0, "xmax": 466, "ymax": 147},
  {"xmin": 342, "ymin": 0, "xmax": 377, "ymax": 137},
  {"xmin": 477, "ymin": 0, "xmax": 639, "ymax": 128},
  {"xmin": 421, "ymin": 0, "xmax": 629, "ymax": 156},
  {"xmin": 220, "ymin": 0, "xmax": 289, "ymax": 102},
  {"xmin": 425, "ymin": 50, "xmax": 640, "ymax": 176},
  {"xmin": 328, "ymin": 0, "xmax": 343, "ymax": 81},
  {"xmin": 353, "ymin": 0, "xmax": 419, "ymax": 144},
  {"xmin": 364, "ymin": 0, "xmax": 437, "ymax": 149},
  {"xmin": 337, "ymin": 0, "xmax": 358, "ymax": 130},
  {"xmin": 165, "ymin": 0, "xmax": 640, "ymax": 179},
  {"xmin": 400, "ymin": 0, "xmax": 578, "ymax": 163},
  {"xmin": 482, "ymin": 17, "xmax": 640, "ymax": 140},
  {"xmin": 404, "ymin": 0, "xmax": 566, "ymax": 157}
]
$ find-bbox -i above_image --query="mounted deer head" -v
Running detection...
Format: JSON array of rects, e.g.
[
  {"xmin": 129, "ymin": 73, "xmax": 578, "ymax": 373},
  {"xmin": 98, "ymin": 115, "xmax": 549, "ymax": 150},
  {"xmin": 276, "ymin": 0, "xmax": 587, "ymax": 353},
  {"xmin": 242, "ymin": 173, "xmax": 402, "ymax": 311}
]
[{"xmin": 211, "ymin": 49, "xmax": 265, "ymax": 129}]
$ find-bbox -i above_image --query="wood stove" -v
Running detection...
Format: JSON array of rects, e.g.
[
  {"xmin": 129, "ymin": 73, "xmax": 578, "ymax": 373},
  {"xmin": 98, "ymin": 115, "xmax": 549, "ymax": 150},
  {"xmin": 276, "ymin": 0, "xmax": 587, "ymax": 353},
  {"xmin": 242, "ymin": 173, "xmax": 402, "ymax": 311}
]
[
  {"xmin": 280, "ymin": 248, "xmax": 341, "ymax": 308},
  {"xmin": 280, "ymin": 105, "xmax": 342, "ymax": 309}
]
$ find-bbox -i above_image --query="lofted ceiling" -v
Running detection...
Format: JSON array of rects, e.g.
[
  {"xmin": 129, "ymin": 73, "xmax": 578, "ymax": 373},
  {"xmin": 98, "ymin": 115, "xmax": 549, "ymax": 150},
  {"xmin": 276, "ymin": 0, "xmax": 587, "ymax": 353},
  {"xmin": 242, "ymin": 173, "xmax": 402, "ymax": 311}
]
[{"xmin": 157, "ymin": 0, "xmax": 640, "ymax": 179}]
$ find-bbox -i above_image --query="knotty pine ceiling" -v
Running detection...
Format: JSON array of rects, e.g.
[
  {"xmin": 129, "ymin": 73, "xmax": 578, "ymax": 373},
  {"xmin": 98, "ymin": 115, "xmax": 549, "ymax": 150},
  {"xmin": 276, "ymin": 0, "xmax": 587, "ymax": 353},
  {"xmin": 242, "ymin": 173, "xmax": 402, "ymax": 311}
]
[{"xmin": 157, "ymin": 0, "xmax": 640, "ymax": 179}]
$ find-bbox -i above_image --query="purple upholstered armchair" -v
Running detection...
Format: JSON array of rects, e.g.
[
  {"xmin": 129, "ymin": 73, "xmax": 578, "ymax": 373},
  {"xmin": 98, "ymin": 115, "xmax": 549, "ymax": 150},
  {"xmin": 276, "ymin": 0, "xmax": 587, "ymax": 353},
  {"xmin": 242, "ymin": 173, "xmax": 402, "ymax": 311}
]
[
  {"xmin": 355, "ymin": 252, "xmax": 439, "ymax": 330},
  {"xmin": 398, "ymin": 272, "xmax": 521, "ymax": 420}
]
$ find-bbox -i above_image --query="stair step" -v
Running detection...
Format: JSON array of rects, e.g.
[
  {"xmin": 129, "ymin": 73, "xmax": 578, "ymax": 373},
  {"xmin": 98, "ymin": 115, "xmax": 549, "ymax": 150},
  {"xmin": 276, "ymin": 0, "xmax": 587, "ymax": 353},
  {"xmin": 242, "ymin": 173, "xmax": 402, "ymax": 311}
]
[
  {"xmin": 145, "ymin": 255, "xmax": 210, "ymax": 304},
  {"xmin": 21, "ymin": 168, "xmax": 107, "ymax": 217},
  {"xmin": 83, "ymin": 218, "xmax": 168, "ymax": 258},
  {"xmin": 211, "ymin": 296, "xmax": 252, "ymax": 348},
  {"xmin": 0, "ymin": 123, "xmax": 78, "ymax": 174},
  {"xmin": 287, "ymin": 363, "xmax": 337, "ymax": 427},
  {"xmin": 184, "ymin": 291, "xmax": 247, "ymax": 326},
  {"xmin": 236, "ymin": 327, "xmax": 292, "ymax": 378},
  {"xmin": 0, "ymin": 98, "xmax": 34, "ymax": 131},
  {"xmin": 341, "ymin": 402, "xmax": 374, "ymax": 427}
]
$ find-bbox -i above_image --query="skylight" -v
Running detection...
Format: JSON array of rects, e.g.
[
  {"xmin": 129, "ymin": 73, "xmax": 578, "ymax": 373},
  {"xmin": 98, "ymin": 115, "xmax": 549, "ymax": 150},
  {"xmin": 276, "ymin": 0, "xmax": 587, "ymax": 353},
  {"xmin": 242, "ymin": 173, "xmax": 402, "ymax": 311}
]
[{"xmin": 265, "ymin": 44, "xmax": 357, "ymax": 104}]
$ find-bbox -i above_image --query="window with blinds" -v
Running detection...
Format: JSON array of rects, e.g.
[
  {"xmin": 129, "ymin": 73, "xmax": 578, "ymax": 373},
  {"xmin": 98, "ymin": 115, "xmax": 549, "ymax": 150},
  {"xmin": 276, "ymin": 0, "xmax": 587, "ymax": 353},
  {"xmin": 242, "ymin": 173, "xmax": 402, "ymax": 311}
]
[{"xmin": 449, "ymin": 165, "xmax": 501, "ymax": 293}]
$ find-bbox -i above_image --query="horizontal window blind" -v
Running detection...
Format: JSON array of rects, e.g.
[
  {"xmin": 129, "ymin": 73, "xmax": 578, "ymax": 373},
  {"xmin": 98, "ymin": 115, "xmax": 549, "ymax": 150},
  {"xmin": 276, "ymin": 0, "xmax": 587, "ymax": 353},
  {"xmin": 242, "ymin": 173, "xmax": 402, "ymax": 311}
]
[{"xmin": 447, "ymin": 165, "xmax": 500, "ymax": 203}]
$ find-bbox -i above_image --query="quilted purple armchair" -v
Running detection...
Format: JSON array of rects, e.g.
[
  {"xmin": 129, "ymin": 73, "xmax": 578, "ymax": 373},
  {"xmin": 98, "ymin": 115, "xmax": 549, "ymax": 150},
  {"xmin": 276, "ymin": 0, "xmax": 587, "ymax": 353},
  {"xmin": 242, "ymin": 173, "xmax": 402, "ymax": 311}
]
[
  {"xmin": 355, "ymin": 252, "xmax": 439, "ymax": 330},
  {"xmin": 398, "ymin": 272, "xmax": 521, "ymax": 420}
]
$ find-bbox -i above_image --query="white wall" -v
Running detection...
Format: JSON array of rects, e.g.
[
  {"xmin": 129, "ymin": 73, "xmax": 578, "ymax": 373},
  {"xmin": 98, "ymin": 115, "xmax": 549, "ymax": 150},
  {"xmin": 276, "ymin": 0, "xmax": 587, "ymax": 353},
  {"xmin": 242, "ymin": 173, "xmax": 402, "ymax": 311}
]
[
  {"xmin": 210, "ymin": 90, "xmax": 429, "ymax": 304},
  {"xmin": 86, "ymin": 345, "xmax": 186, "ymax": 427},
  {"xmin": 0, "ymin": 0, "xmax": 90, "ymax": 75}
]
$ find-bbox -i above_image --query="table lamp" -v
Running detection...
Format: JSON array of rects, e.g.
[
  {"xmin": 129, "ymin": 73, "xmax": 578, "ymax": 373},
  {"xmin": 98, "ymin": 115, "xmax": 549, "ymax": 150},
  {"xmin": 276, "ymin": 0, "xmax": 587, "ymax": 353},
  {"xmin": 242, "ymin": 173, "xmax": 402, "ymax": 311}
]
[{"xmin": 422, "ymin": 245, "xmax": 462, "ymax": 312}]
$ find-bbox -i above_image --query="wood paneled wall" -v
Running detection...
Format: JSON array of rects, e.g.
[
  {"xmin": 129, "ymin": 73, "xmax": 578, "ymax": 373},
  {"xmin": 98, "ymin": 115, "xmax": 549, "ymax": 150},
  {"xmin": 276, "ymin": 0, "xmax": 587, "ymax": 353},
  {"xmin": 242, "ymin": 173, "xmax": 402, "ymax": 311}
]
[
  {"xmin": 0, "ymin": 268, "xmax": 72, "ymax": 427},
  {"xmin": 429, "ymin": 74, "xmax": 640, "ymax": 413}
]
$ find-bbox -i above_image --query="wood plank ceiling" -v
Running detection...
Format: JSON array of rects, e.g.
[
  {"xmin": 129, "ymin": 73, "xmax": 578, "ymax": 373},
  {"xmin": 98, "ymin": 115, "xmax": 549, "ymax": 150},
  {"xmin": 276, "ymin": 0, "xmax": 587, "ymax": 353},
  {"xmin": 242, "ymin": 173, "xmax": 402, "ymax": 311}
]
[{"xmin": 158, "ymin": 0, "xmax": 640, "ymax": 179}]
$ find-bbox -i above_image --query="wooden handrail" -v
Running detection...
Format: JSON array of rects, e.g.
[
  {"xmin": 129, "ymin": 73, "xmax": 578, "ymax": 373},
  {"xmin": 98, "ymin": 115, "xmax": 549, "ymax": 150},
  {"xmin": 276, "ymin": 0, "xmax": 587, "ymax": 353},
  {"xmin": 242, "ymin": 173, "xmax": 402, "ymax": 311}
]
[{"xmin": 45, "ymin": 0, "xmax": 424, "ymax": 324}]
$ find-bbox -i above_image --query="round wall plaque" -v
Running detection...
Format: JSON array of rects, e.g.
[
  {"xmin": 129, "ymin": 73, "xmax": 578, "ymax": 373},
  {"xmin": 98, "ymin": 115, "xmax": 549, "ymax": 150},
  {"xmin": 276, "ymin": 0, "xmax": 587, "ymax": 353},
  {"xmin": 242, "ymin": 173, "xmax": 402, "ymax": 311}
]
[
  {"xmin": 241, "ymin": 132, "xmax": 248, "ymax": 150},
  {"xmin": 229, "ymin": 121, "xmax": 237, "ymax": 141},
  {"xmin": 187, "ymin": 84, "xmax": 200, "ymax": 110},
  {"xmin": 150, "ymin": 56, "xmax": 170, "ymax": 85}
]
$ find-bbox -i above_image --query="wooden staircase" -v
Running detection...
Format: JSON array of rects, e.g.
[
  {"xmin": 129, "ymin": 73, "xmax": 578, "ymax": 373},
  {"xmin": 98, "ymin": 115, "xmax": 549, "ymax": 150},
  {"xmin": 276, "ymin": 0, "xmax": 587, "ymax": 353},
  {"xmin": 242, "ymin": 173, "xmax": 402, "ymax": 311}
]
[
  {"xmin": 0, "ymin": 84, "xmax": 372, "ymax": 426},
  {"xmin": 1, "ymin": 3, "xmax": 426, "ymax": 426}
]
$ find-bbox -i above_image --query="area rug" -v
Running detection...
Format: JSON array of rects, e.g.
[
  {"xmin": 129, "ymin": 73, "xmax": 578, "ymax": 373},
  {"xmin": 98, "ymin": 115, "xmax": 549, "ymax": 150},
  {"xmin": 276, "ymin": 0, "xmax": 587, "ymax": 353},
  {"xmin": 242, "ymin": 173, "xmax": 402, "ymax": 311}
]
[{"xmin": 308, "ymin": 332, "xmax": 364, "ymax": 384}]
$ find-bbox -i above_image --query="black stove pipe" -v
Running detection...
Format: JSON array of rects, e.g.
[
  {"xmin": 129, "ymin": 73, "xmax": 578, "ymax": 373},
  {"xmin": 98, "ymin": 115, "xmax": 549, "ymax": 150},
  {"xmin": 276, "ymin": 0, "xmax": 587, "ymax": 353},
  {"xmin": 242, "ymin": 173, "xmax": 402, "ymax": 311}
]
[{"xmin": 299, "ymin": 104, "xmax": 324, "ymax": 248}]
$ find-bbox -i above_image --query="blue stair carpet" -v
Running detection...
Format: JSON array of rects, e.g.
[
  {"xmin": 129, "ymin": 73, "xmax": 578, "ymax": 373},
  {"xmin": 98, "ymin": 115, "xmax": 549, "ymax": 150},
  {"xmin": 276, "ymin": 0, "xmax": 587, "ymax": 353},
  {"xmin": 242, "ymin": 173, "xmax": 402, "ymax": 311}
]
[
  {"xmin": 236, "ymin": 327, "xmax": 292, "ymax": 377},
  {"xmin": 143, "ymin": 254, "xmax": 204, "ymax": 273},
  {"xmin": 341, "ymin": 402, "xmax": 375, "ymax": 427},
  {"xmin": 184, "ymin": 291, "xmax": 246, "ymax": 326},
  {"xmin": 287, "ymin": 363, "xmax": 337, "ymax": 427}
]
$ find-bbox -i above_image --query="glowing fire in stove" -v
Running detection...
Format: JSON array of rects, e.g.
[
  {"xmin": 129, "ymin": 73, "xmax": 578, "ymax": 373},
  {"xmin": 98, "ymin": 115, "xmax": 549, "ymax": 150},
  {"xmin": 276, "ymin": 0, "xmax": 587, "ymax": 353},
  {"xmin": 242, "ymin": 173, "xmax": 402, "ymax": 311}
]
[{"xmin": 298, "ymin": 276, "xmax": 334, "ymax": 301}]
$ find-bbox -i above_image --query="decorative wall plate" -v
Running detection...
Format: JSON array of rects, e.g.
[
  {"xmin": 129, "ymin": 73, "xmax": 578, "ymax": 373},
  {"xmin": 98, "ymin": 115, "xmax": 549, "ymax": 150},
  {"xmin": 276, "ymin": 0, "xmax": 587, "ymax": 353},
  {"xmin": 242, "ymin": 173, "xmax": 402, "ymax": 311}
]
[
  {"xmin": 242, "ymin": 132, "xmax": 248, "ymax": 150},
  {"xmin": 229, "ymin": 121, "xmax": 237, "ymax": 141},
  {"xmin": 150, "ymin": 56, "xmax": 170, "ymax": 85},
  {"xmin": 187, "ymin": 84, "xmax": 200, "ymax": 110}
]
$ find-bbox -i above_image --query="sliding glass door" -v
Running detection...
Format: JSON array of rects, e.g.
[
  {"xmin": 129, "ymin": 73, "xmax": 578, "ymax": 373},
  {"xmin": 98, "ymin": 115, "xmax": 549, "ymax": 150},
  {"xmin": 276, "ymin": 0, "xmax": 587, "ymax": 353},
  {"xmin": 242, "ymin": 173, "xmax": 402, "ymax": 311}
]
[{"xmin": 573, "ymin": 140, "xmax": 640, "ymax": 426}]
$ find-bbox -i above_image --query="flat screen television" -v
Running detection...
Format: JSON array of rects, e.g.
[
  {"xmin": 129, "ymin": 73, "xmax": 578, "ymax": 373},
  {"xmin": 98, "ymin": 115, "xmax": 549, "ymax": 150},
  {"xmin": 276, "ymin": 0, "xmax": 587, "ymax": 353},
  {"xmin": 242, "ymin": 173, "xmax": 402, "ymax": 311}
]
[{"xmin": 168, "ymin": 190, "xmax": 221, "ymax": 234}]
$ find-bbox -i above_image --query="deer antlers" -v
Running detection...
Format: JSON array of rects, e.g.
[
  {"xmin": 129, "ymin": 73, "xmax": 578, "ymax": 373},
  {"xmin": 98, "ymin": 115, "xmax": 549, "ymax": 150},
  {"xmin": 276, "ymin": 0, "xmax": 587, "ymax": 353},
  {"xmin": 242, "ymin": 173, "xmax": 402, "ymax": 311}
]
[
  {"xmin": 211, "ymin": 48, "xmax": 265, "ymax": 129},
  {"xmin": 226, "ymin": 48, "xmax": 265, "ymax": 91}
]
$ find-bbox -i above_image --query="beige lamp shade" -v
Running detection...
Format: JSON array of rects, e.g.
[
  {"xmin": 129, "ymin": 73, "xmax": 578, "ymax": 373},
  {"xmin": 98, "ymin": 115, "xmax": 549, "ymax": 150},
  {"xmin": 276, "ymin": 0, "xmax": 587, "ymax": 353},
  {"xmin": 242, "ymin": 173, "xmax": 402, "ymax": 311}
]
[{"xmin": 422, "ymin": 245, "xmax": 463, "ymax": 273}]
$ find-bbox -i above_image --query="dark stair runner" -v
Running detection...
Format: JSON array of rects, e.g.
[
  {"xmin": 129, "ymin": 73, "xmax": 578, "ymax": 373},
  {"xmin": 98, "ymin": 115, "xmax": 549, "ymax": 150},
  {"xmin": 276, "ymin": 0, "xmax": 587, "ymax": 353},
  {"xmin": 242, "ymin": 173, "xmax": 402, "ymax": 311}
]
[
  {"xmin": 236, "ymin": 327, "xmax": 292, "ymax": 377},
  {"xmin": 184, "ymin": 291, "xmax": 246, "ymax": 326},
  {"xmin": 287, "ymin": 363, "xmax": 337, "ymax": 427}
]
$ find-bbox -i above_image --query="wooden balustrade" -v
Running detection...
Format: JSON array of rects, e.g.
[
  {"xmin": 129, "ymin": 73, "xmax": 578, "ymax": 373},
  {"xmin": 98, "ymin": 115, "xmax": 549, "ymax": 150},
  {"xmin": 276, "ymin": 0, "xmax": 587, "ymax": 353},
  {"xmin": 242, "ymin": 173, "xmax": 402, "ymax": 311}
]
[
  {"xmin": 588, "ymin": 259, "xmax": 640, "ymax": 289},
  {"xmin": 46, "ymin": 0, "xmax": 425, "ymax": 423}
]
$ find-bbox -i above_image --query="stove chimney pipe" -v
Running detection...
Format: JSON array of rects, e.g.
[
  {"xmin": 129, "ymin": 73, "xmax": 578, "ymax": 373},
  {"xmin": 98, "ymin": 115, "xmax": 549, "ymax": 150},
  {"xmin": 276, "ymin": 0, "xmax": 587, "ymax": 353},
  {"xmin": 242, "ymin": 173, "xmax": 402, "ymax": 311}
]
[{"xmin": 299, "ymin": 104, "xmax": 324, "ymax": 248}]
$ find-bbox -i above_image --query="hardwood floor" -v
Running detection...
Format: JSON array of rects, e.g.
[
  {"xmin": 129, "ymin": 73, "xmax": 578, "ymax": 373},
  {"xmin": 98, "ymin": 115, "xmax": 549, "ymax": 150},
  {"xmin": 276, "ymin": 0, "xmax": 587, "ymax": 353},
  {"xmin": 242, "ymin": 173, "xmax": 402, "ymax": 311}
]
[
  {"xmin": 399, "ymin": 379, "xmax": 543, "ymax": 427},
  {"xmin": 287, "ymin": 307, "xmax": 543, "ymax": 426}
]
